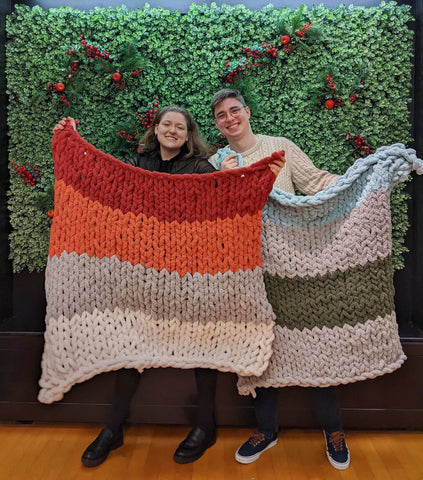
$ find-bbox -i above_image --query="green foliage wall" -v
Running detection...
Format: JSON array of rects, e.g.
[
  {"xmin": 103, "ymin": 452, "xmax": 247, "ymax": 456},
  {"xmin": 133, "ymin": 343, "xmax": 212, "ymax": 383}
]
[{"xmin": 6, "ymin": 2, "xmax": 414, "ymax": 272}]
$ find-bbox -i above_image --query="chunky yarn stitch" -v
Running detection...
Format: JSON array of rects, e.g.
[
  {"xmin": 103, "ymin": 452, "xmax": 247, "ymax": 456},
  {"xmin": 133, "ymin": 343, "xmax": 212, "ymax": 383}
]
[
  {"xmin": 215, "ymin": 146, "xmax": 243, "ymax": 169},
  {"xmin": 38, "ymin": 121, "xmax": 279, "ymax": 404},
  {"xmin": 237, "ymin": 143, "xmax": 423, "ymax": 396}
]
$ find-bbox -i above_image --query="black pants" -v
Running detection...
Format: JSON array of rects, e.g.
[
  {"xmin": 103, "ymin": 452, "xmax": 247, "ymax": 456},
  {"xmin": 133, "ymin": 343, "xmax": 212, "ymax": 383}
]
[
  {"xmin": 106, "ymin": 371, "xmax": 340, "ymax": 436},
  {"xmin": 106, "ymin": 368, "xmax": 217, "ymax": 434},
  {"xmin": 254, "ymin": 386, "xmax": 342, "ymax": 436}
]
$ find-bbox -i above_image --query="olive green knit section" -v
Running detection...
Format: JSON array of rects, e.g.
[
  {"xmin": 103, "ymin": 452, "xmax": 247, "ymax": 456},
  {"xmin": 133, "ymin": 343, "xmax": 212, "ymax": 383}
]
[{"xmin": 264, "ymin": 256, "xmax": 395, "ymax": 330}]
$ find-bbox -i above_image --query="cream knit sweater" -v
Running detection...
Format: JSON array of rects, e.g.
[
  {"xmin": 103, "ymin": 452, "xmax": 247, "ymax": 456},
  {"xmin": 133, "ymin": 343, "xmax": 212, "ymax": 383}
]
[{"xmin": 211, "ymin": 134, "xmax": 339, "ymax": 194}]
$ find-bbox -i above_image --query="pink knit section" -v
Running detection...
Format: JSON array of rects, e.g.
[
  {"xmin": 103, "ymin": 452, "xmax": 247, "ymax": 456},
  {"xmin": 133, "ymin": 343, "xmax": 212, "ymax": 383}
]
[{"xmin": 262, "ymin": 189, "xmax": 392, "ymax": 278}]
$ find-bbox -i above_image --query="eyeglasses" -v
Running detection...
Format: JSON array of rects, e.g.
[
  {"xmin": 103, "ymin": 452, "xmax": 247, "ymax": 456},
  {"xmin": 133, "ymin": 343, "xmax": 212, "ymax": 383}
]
[{"xmin": 215, "ymin": 106, "xmax": 246, "ymax": 123}]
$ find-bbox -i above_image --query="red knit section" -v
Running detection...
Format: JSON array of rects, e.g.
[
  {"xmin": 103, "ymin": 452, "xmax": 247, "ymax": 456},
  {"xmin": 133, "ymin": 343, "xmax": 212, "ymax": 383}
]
[{"xmin": 52, "ymin": 123, "xmax": 280, "ymax": 223}]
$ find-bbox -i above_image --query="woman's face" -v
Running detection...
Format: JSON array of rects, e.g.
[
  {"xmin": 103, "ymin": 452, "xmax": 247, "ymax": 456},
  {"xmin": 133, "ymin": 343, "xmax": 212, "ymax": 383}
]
[{"xmin": 154, "ymin": 111, "xmax": 189, "ymax": 158}]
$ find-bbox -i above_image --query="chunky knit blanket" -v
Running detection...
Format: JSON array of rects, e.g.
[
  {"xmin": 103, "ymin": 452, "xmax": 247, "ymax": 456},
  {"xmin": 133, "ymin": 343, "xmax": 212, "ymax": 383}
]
[
  {"xmin": 237, "ymin": 143, "xmax": 423, "ymax": 396},
  {"xmin": 38, "ymin": 122, "xmax": 278, "ymax": 404}
]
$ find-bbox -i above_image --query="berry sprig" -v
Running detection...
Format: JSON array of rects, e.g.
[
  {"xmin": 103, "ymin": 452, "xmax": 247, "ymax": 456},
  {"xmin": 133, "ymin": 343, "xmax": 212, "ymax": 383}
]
[
  {"xmin": 344, "ymin": 132, "xmax": 374, "ymax": 156},
  {"xmin": 241, "ymin": 43, "xmax": 278, "ymax": 60},
  {"xmin": 114, "ymin": 98, "xmax": 160, "ymax": 147},
  {"xmin": 349, "ymin": 80, "xmax": 365, "ymax": 104},
  {"xmin": 115, "ymin": 129, "xmax": 138, "ymax": 142},
  {"xmin": 221, "ymin": 57, "xmax": 262, "ymax": 84},
  {"xmin": 326, "ymin": 74, "xmax": 336, "ymax": 90},
  {"xmin": 136, "ymin": 97, "xmax": 160, "ymax": 130},
  {"xmin": 12, "ymin": 161, "xmax": 41, "ymax": 186},
  {"xmin": 63, "ymin": 60, "xmax": 81, "ymax": 80},
  {"xmin": 60, "ymin": 94, "xmax": 71, "ymax": 108},
  {"xmin": 279, "ymin": 5, "xmax": 322, "ymax": 55},
  {"xmin": 296, "ymin": 22, "xmax": 314, "ymax": 37},
  {"xmin": 321, "ymin": 72, "xmax": 346, "ymax": 109},
  {"xmin": 130, "ymin": 69, "xmax": 143, "ymax": 77},
  {"xmin": 223, "ymin": 42, "xmax": 278, "ymax": 84},
  {"xmin": 79, "ymin": 35, "xmax": 113, "ymax": 62}
]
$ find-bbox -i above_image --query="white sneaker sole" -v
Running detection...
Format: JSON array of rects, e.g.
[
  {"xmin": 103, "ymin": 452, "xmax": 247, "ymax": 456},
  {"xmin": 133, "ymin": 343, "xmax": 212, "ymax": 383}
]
[
  {"xmin": 235, "ymin": 438, "xmax": 278, "ymax": 464},
  {"xmin": 326, "ymin": 451, "xmax": 350, "ymax": 470}
]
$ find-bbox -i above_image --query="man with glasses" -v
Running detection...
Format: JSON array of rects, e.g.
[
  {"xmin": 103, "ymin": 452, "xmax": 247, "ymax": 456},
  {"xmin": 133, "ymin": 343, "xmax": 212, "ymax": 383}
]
[{"xmin": 209, "ymin": 88, "xmax": 350, "ymax": 470}]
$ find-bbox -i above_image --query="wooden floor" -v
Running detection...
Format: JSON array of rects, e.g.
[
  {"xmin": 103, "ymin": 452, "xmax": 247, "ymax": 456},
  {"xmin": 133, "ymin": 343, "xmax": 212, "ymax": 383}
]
[{"xmin": 0, "ymin": 424, "xmax": 422, "ymax": 480}]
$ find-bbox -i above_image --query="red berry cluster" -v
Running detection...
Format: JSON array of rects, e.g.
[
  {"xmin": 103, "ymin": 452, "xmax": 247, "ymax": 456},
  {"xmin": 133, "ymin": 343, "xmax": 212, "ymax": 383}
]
[
  {"xmin": 137, "ymin": 98, "xmax": 160, "ymax": 129},
  {"xmin": 60, "ymin": 94, "xmax": 71, "ymax": 108},
  {"xmin": 116, "ymin": 129, "xmax": 138, "ymax": 141},
  {"xmin": 130, "ymin": 69, "xmax": 143, "ymax": 77},
  {"xmin": 326, "ymin": 74, "xmax": 336, "ymax": 90},
  {"xmin": 241, "ymin": 43, "xmax": 277, "ymax": 59},
  {"xmin": 241, "ymin": 46, "xmax": 262, "ymax": 60},
  {"xmin": 79, "ymin": 35, "xmax": 112, "ymax": 62},
  {"xmin": 223, "ymin": 58, "xmax": 261, "ymax": 83},
  {"xmin": 69, "ymin": 61, "xmax": 80, "ymax": 78},
  {"xmin": 345, "ymin": 132, "xmax": 373, "ymax": 156},
  {"xmin": 12, "ymin": 161, "xmax": 41, "ymax": 186},
  {"xmin": 259, "ymin": 43, "xmax": 278, "ymax": 58},
  {"xmin": 349, "ymin": 94, "xmax": 357, "ymax": 104},
  {"xmin": 296, "ymin": 22, "xmax": 313, "ymax": 37}
]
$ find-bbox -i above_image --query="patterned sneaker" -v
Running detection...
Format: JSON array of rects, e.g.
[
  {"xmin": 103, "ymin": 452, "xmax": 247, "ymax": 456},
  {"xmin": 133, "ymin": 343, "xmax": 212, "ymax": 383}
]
[
  {"xmin": 323, "ymin": 429, "xmax": 350, "ymax": 470},
  {"xmin": 235, "ymin": 431, "xmax": 277, "ymax": 464}
]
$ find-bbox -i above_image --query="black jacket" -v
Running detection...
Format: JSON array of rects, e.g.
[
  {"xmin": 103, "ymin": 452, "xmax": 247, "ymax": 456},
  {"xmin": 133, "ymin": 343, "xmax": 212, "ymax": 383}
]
[{"xmin": 135, "ymin": 148, "xmax": 216, "ymax": 175}]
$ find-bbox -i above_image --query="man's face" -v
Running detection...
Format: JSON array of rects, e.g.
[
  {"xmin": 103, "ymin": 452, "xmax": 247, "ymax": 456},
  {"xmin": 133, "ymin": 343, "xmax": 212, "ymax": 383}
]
[{"xmin": 213, "ymin": 97, "xmax": 251, "ymax": 141}]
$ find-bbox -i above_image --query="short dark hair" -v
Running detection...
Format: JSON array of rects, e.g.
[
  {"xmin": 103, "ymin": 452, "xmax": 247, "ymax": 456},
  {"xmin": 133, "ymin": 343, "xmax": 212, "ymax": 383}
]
[{"xmin": 210, "ymin": 89, "xmax": 247, "ymax": 116}]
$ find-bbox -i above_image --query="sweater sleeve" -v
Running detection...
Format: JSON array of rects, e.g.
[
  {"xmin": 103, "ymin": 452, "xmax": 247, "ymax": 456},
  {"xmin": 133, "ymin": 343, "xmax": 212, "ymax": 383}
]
[
  {"xmin": 195, "ymin": 158, "xmax": 217, "ymax": 174},
  {"xmin": 288, "ymin": 141, "xmax": 340, "ymax": 195}
]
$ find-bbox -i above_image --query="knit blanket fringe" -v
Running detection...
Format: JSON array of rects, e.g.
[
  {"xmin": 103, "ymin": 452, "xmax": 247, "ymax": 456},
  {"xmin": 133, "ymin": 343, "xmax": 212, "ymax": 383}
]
[
  {"xmin": 38, "ymin": 123, "xmax": 279, "ymax": 404},
  {"xmin": 237, "ymin": 143, "xmax": 422, "ymax": 396}
]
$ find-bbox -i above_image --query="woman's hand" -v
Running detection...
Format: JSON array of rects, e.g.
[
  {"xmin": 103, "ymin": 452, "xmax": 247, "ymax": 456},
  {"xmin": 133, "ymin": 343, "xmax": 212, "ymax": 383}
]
[
  {"xmin": 269, "ymin": 154, "xmax": 286, "ymax": 177},
  {"xmin": 53, "ymin": 117, "xmax": 78, "ymax": 133},
  {"xmin": 220, "ymin": 154, "xmax": 239, "ymax": 171}
]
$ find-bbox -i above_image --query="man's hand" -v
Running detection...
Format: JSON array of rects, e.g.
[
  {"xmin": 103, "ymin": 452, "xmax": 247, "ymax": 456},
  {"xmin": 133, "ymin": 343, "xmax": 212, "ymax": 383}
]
[
  {"xmin": 221, "ymin": 154, "xmax": 239, "ymax": 171},
  {"xmin": 53, "ymin": 117, "xmax": 78, "ymax": 133},
  {"xmin": 269, "ymin": 155, "xmax": 286, "ymax": 177}
]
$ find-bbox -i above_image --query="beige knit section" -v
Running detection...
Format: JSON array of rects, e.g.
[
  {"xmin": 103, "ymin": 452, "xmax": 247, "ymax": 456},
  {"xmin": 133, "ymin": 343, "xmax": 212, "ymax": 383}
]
[{"xmin": 211, "ymin": 135, "xmax": 340, "ymax": 194}]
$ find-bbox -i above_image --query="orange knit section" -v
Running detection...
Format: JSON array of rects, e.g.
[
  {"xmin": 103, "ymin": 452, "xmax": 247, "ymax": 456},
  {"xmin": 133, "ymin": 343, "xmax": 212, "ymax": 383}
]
[{"xmin": 49, "ymin": 179, "xmax": 263, "ymax": 275}]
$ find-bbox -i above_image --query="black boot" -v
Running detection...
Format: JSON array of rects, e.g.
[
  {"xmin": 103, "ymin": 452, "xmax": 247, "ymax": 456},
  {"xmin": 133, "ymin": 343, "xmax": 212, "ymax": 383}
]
[
  {"xmin": 81, "ymin": 427, "xmax": 124, "ymax": 467},
  {"xmin": 173, "ymin": 427, "xmax": 216, "ymax": 464}
]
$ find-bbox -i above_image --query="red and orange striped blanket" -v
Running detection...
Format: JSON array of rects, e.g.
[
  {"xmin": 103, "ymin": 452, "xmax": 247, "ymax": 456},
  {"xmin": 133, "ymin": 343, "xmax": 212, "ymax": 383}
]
[{"xmin": 38, "ymin": 121, "xmax": 279, "ymax": 403}]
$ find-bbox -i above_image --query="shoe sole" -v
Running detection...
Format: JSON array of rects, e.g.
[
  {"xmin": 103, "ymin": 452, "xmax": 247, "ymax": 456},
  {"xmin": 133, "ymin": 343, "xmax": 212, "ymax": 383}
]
[
  {"xmin": 235, "ymin": 438, "xmax": 278, "ymax": 464},
  {"xmin": 326, "ymin": 451, "xmax": 350, "ymax": 470},
  {"xmin": 81, "ymin": 438, "xmax": 124, "ymax": 468},
  {"xmin": 173, "ymin": 438, "xmax": 216, "ymax": 464}
]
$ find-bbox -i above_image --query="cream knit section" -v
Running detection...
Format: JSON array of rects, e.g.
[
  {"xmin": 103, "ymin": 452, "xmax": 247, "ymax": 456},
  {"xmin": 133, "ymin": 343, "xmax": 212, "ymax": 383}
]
[
  {"xmin": 211, "ymin": 135, "xmax": 339, "ymax": 194},
  {"xmin": 39, "ymin": 307, "xmax": 276, "ymax": 404},
  {"xmin": 237, "ymin": 312, "xmax": 406, "ymax": 396}
]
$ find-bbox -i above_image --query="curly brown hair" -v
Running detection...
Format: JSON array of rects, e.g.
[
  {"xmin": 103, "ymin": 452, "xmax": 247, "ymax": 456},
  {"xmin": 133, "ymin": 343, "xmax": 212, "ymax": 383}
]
[{"xmin": 138, "ymin": 105, "xmax": 213, "ymax": 158}]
